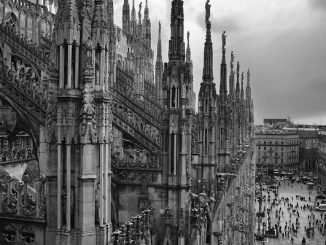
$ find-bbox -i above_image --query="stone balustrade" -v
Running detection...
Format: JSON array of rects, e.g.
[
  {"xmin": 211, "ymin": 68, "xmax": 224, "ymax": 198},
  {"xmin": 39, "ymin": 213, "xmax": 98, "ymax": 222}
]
[
  {"xmin": 0, "ymin": 21, "xmax": 51, "ymax": 64},
  {"xmin": 0, "ymin": 147, "xmax": 35, "ymax": 163},
  {"xmin": 112, "ymin": 207, "xmax": 153, "ymax": 245}
]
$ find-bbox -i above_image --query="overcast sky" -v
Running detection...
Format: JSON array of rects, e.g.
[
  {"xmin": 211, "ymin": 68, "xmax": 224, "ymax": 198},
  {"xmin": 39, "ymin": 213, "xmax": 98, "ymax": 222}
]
[{"xmin": 113, "ymin": 0, "xmax": 326, "ymax": 124}]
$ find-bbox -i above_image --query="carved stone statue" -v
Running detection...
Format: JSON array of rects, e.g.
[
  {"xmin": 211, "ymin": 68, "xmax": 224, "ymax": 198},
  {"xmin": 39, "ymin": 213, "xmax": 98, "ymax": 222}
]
[
  {"xmin": 247, "ymin": 69, "xmax": 250, "ymax": 82},
  {"xmin": 138, "ymin": 2, "xmax": 142, "ymax": 20},
  {"xmin": 222, "ymin": 31, "xmax": 227, "ymax": 50},
  {"xmin": 85, "ymin": 37, "xmax": 93, "ymax": 58},
  {"xmin": 205, "ymin": 0, "xmax": 211, "ymax": 23}
]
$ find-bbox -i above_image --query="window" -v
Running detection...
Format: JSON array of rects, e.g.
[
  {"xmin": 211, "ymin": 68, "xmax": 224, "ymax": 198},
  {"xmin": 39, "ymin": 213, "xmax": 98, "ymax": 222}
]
[
  {"xmin": 171, "ymin": 86, "xmax": 176, "ymax": 107},
  {"xmin": 204, "ymin": 129, "xmax": 208, "ymax": 155}
]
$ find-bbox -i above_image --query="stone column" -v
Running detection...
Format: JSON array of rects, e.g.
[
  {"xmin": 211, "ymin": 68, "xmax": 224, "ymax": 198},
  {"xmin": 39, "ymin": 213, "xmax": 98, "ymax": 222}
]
[
  {"xmin": 78, "ymin": 144, "xmax": 97, "ymax": 245},
  {"xmin": 67, "ymin": 44, "xmax": 72, "ymax": 88},
  {"xmin": 105, "ymin": 50, "xmax": 109, "ymax": 90},
  {"xmin": 99, "ymin": 143, "xmax": 104, "ymax": 227},
  {"xmin": 75, "ymin": 46, "xmax": 79, "ymax": 89},
  {"xmin": 66, "ymin": 144, "xmax": 71, "ymax": 231},
  {"xmin": 25, "ymin": 15, "xmax": 28, "ymax": 37},
  {"xmin": 56, "ymin": 143, "xmax": 62, "ymax": 244},
  {"xmin": 100, "ymin": 49, "xmax": 105, "ymax": 89},
  {"xmin": 18, "ymin": 11, "xmax": 21, "ymax": 35},
  {"xmin": 32, "ymin": 16, "xmax": 36, "ymax": 42},
  {"xmin": 59, "ymin": 45, "xmax": 64, "ymax": 88}
]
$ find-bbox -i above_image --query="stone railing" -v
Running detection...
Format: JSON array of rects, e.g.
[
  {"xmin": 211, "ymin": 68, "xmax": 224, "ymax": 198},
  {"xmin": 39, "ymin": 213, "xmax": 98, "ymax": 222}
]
[
  {"xmin": 112, "ymin": 207, "xmax": 154, "ymax": 245},
  {"xmin": 0, "ymin": 22, "xmax": 51, "ymax": 72},
  {"xmin": 2, "ymin": 0, "xmax": 55, "ymax": 20},
  {"xmin": 0, "ymin": 61, "xmax": 47, "ymax": 124},
  {"xmin": 0, "ymin": 147, "xmax": 35, "ymax": 164},
  {"xmin": 0, "ymin": 174, "xmax": 46, "ymax": 220}
]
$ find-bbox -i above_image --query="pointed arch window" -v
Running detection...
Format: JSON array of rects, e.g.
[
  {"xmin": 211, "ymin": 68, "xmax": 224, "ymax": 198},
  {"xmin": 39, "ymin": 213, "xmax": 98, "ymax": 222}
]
[
  {"xmin": 95, "ymin": 44, "xmax": 101, "ymax": 85},
  {"xmin": 171, "ymin": 86, "xmax": 176, "ymax": 108}
]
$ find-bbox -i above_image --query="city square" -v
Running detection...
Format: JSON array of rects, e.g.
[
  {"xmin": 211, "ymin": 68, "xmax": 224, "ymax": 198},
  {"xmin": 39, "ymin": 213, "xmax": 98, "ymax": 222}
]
[{"xmin": 256, "ymin": 177, "xmax": 326, "ymax": 245}]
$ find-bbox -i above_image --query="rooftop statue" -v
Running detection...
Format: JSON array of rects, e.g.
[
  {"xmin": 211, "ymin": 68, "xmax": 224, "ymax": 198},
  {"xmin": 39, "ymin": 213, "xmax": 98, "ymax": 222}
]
[
  {"xmin": 138, "ymin": 2, "xmax": 142, "ymax": 20},
  {"xmin": 231, "ymin": 51, "xmax": 234, "ymax": 67},
  {"xmin": 247, "ymin": 69, "xmax": 250, "ymax": 82},
  {"xmin": 205, "ymin": 0, "xmax": 211, "ymax": 23},
  {"xmin": 222, "ymin": 31, "xmax": 227, "ymax": 50}
]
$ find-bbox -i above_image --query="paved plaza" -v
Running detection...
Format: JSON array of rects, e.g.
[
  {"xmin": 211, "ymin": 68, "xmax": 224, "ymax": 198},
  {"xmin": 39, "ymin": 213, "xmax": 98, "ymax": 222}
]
[{"xmin": 255, "ymin": 179, "xmax": 326, "ymax": 245}]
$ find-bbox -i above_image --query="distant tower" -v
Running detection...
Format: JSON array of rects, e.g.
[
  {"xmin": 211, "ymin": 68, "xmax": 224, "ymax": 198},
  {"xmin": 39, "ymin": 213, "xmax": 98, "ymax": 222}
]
[
  {"xmin": 246, "ymin": 69, "xmax": 254, "ymax": 141},
  {"xmin": 143, "ymin": 0, "xmax": 151, "ymax": 48},
  {"xmin": 168, "ymin": 0, "xmax": 185, "ymax": 62},
  {"xmin": 217, "ymin": 31, "xmax": 230, "ymax": 170},
  {"xmin": 198, "ymin": 0, "xmax": 217, "ymax": 188},
  {"xmin": 162, "ymin": 0, "xmax": 194, "ymax": 243},
  {"xmin": 122, "ymin": 0, "xmax": 130, "ymax": 34},
  {"xmin": 155, "ymin": 22, "xmax": 163, "ymax": 106}
]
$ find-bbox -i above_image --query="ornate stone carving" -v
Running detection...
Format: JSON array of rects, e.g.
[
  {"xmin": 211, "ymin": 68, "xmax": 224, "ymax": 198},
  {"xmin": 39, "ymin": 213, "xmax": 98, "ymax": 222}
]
[
  {"xmin": 116, "ymin": 171, "xmax": 159, "ymax": 184},
  {"xmin": 80, "ymin": 83, "xmax": 97, "ymax": 144},
  {"xmin": 19, "ymin": 226, "xmax": 35, "ymax": 244},
  {"xmin": 1, "ymin": 223, "xmax": 16, "ymax": 242},
  {"xmin": 80, "ymin": 41, "xmax": 97, "ymax": 144}
]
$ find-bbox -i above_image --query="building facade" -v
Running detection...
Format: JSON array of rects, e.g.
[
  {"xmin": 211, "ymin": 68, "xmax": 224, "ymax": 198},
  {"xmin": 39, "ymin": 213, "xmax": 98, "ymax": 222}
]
[
  {"xmin": 317, "ymin": 131, "xmax": 326, "ymax": 186},
  {"xmin": 297, "ymin": 129, "xmax": 318, "ymax": 173},
  {"xmin": 255, "ymin": 131, "xmax": 299, "ymax": 171},
  {"xmin": 0, "ymin": 0, "xmax": 255, "ymax": 244}
]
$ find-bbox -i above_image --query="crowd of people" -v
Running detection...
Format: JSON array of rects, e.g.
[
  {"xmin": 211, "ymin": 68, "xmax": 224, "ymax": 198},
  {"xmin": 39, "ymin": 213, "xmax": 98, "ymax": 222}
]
[{"xmin": 257, "ymin": 178, "xmax": 326, "ymax": 245}]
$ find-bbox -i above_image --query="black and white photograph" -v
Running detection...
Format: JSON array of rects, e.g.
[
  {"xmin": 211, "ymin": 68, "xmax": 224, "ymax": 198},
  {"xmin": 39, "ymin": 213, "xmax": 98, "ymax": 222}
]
[{"xmin": 0, "ymin": 0, "xmax": 325, "ymax": 244}]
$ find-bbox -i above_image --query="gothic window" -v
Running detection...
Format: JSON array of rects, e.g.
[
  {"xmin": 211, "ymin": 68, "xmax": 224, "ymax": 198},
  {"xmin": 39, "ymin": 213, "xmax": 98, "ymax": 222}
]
[
  {"xmin": 204, "ymin": 129, "xmax": 208, "ymax": 155},
  {"xmin": 95, "ymin": 44, "xmax": 101, "ymax": 85},
  {"xmin": 171, "ymin": 86, "xmax": 176, "ymax": 108},
  {"xmin": 205, "ymin": 99, "xmax": 208, "ymax": 113},
  {"xmin": 72, "ymin": 41, "xmax": 77, "ymax": 88}
]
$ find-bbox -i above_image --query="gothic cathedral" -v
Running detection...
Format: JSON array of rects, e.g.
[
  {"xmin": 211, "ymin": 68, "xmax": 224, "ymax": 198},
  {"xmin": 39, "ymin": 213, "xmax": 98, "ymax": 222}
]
[{"xmin": 0, "ymin": 0, "xmax": 255, "ymax": 244}]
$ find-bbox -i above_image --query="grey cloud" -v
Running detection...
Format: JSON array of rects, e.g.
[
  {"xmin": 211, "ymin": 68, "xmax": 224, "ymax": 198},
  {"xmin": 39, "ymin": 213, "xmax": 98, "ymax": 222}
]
[
  {"xmin": 196, "ymin": 14, "xmax": 241, "ymax": 34},
  {"xmin": 309, "ymin": 0, "xmax": 326, "ymax": 11}
]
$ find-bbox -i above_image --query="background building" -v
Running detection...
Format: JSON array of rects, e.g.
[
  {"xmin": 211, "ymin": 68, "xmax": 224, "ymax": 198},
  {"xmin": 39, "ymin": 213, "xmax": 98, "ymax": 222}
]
[
  {"xmin": 317, "ymin": 131, "xmax": 326, "ymax": 186},
  {"xmin": 297, "ymin": 129, "xmax": 318, "ymax": 174},
  {"xmin": 255, "ymin": 130, "xmax": 299, "ymax": 173}
]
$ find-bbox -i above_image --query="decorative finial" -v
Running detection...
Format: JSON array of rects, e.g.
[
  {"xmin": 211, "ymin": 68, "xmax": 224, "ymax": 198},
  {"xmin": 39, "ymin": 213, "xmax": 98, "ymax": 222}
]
[
  {"xmin": 205, "ymin": 0, "xmax": 211, "ymax": 24},
  {"xmin": 247, "ymin": 69, "xmax": 250, "ymax": 82},
  {"xmin": 222, "ymin": 31, "xmax": 227, "ymax": 50},
  {"xmin": 159, "ymin": 21, "xmax": 161, "ymax": 34},
  {"xmin": 237, "ymin": 61, "xmax": 240, "ymax": 74},
  {"xmin": 241, "ymin": 72, "xmax": 244, "ymax": 82}
]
